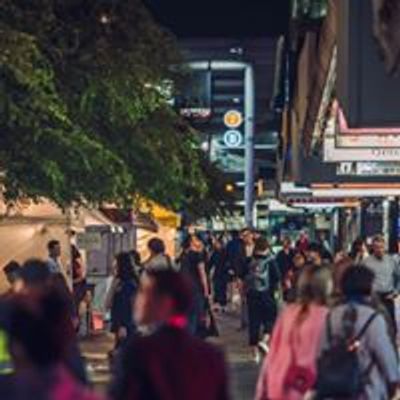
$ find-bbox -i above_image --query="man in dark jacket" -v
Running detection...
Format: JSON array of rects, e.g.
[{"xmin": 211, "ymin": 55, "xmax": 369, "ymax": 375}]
[{"xmin": 110, "ymin": 270, "xmax": 229, "ymax": 400}]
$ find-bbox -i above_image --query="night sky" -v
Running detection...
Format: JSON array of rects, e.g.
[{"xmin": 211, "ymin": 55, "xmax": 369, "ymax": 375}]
[{"xmin": 145, "ymin": 0, "xmax": 289, "ymax": 37}]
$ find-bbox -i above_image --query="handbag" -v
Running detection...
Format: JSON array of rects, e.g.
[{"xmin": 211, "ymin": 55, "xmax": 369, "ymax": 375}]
[{"xmin": 284, "ymin": 324, "xmax": 316, "ymax": 394}]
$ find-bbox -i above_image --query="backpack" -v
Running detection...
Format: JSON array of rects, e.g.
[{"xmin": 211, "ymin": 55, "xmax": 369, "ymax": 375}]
[
  {"xmin": 315, "ymin": 307, "xmax": 378, "ymax": 399},
  {"xmin": 245, "ymin": 256, "xmax": 273, "ymax": 292}
]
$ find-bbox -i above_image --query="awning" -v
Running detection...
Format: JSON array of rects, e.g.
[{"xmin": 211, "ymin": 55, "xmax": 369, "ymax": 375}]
[
  {"xmin": 137, "ymin": 200, "xmax": 181, "ymax": 229},
  {"xmin": 150, "ymin": 203, "xmax": 181, "ymax": 229},
  {"xmin": 101, "ymin": 207, "xmax": 158, "ymax": 232}
]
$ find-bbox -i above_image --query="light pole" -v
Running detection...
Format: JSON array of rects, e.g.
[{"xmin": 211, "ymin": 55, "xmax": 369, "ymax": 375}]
[
  {"xmin": 244, "ymin": 65, "xmax": 255, "ymax": 228},
  {"xmin": 187, "ymin": 61, "xmax": 256, "ymax": 228}
]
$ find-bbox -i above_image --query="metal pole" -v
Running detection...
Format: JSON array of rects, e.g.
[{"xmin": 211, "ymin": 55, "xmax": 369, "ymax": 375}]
[{"xmin": 244, "ymin": 65, "xmax": 255, "ymax": 228}]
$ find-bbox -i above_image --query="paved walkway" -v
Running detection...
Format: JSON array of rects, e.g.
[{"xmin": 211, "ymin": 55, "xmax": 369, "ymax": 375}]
[{"xmin": 80, "ymin": 311, "xmax": 260, "ymax": 399}]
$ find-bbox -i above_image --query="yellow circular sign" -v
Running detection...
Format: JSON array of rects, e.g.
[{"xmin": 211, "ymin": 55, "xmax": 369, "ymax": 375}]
[{"xmin": 224, "ymin": 110, "xmax": 243, "ymax": 128}]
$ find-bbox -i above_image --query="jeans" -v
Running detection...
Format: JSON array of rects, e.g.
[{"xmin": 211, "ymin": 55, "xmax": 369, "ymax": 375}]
[
  {"xmin": 378, "ymin": 293, "xmax": 396, "ymax": 334},
  {"xmin": 247, "ymin": 290, "xmax": 277, "ymax": 346},
  {"xmin": 188, "ymin": 290, "xmax": 205, "ymax": 336},
  {"xmin": 213, "ymin": 273, "xmax": 228, "ymax": 306}
]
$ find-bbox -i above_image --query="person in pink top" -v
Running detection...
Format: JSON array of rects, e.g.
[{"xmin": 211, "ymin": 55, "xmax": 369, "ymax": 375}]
[{"xmin": 255, "ymin": 264, "xmax": 332, "ymax": 400}]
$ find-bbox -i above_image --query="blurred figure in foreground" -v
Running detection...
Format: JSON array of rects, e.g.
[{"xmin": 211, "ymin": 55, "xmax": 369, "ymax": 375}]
[
  {"xmin": 256, "ymin": 265, "xmax": 332, "ymax": 400},
  {"xmin": 19, "ymin": 259, "xmax": 87, "ymax": 384},
  {"xmin": 316, "ymin": 267, "xmax": 399, "ymax": 399},
  {"xmin": 110, "ymin": 270, "xmax": 229, "ymax": 400},
  {"xmin": 5, "ymin": 290, "xmax": 101, "ymax": 400}
]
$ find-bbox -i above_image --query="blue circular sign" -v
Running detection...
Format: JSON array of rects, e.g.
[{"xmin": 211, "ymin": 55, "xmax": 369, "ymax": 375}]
[{"xmin": 223, "ymin": 130, "xmax": 243, "ymax": 148}]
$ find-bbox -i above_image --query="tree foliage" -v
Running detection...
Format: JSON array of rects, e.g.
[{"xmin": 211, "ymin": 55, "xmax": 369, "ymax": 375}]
[{"xmin": 1, "ymin": 0, "xmax": 226, "ymax": 216}]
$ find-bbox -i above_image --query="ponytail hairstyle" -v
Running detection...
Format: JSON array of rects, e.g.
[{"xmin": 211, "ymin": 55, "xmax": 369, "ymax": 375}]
[{"xmin": 295, "ymin": 264, "xmax": 332, "ymax": 323}]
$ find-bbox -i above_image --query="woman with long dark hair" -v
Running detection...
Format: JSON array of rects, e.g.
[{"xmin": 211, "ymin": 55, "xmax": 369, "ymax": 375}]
[
  {"xmin": 106, "ymin": 252, "xmax": 137, "ymax": 350},
  {"xmin": 180, "ymin": 235, "xmax": 210, "ymax": 336}
]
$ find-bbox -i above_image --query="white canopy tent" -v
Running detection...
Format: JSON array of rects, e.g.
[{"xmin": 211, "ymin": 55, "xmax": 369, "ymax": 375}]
[{"xmin": 0, "ymin": 199, "xmax": 119, "ymax": 292}]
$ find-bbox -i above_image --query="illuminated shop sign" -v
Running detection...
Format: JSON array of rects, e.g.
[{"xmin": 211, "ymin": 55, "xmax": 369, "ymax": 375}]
[
  {"xmin": 323, "ymin": 103, "xmax": 400, "ymax": 162},
  {"xmin": 337, "ymin": 162, "xmax": 400, "ymax": 176},
  {"xmin": 224, "ymin": 110, "xmax": 243, "ymax": 129}
]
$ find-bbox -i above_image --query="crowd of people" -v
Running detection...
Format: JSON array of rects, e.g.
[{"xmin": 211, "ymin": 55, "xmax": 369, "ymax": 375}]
[{"xmin": 0, "ymin": 230, "xmax": 399, "ymax": 399}]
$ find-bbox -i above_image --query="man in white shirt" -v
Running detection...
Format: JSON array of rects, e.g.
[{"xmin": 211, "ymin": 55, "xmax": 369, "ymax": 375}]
[
  {"xmin": 47, "ymin": 239, "xmax": 63, "ymax": 274},
  {"xmin": 364, "ymin": 235, "xmax": 400, "ymax": 331}
]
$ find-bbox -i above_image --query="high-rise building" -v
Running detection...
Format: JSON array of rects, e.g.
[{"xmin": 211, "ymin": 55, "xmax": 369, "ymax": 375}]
[{"xmin": 176, "ymin": 38, "xmax": 280, "ymax": 226}]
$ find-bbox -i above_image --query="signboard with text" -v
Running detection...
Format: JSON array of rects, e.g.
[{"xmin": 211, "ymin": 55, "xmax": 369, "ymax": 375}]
[{"xmin": 77, "ymin": 232, "xmax": 103, "ymax": 251}]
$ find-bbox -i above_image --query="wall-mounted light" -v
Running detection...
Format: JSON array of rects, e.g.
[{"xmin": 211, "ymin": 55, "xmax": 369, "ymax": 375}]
[{"xmin": 99, "ymin": 13, "xmax": 111, "ymax": 25}]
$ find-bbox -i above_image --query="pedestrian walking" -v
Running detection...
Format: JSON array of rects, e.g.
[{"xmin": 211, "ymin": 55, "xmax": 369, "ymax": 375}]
[
  {"xmin": 317, "ymin": 231, "xmax": 332, "ymax": 258},
  {"xmin": 46, "ymin": 240, "xmax": 63, "ymax": 274},
  {"xmin": 225, "ymin": 230, "xmax": 242, "ymax": 308},
  {"xmin": 276, "ymin": 237, "xmax": 295, "ymax": 281},
  {"xmin": 234, "ymin": 228, "xmax": 255, "ymax": 330},
  {"xmin": 284, "ymin": 251, "xmax": 306, "ymax": 303},
  {"xmin": 363, "ymin": 235, "xmax": 400, "ymax": 331},
  {"xmin": 332, "ymin": 256, "xmax": 353, "ymax": 297},
  {"xmin": 349, "ymin": 237, "xmax": 369, "ymax": 265},
  {"xmin": 245, "ymin": 237, "xmax": 280, "ymax": 362},
  {"xmin": 255, "ymin": 264, "xmax": 332, "ymax": 400},
  {"xmin": 295, "ymin": 231, "xmax": 309, "ymax": 253},
  {"xmin": 144, "ymin": 238, "xmax": 172, "ymax": 271},
  {"xmin": 105, "ymin": 253, "xmax": 137, "ymax": 351},
  {"xmin": 180, "ymin": 235, "xmax": 210, "ymax": 336},
  {"xmin": 109, "ymin": 270, "xmax": 229, "ymax": 400},
  {"xmin": 71, "ymin": 246, "xmax": 91, "ymax": 335},
  {"xmin": 129, "ymin": 249, "xmax": 143, "ymax": 284},
  {"xmin": 306, "ymin": 242, "xmax": 332, "ymax": 266},
  {"xmin": 208, "ymin": 237, "xmax": 229, "ymax": 311},
  {"xmin": 315, "ymin": 266, "xmax": 399, "ymax": 400}
]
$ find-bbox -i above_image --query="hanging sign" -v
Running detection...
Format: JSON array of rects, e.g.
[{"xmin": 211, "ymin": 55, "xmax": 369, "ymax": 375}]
[
  {"xmin": 224, "ymin": 110, "xmax": 243, "ymax": 129},
  {"xmin": 223, "ymin": 130, "xmax": 243, "ymax": 148}
]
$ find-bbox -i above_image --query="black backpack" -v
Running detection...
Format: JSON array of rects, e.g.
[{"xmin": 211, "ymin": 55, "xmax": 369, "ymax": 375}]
[{"xmin": 315, "ymin": 307, "xmax": 378, "ymax": 399}]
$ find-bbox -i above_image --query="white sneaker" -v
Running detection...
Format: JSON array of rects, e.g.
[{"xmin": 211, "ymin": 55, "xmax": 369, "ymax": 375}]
[
  {"xmin": 258, "ymin": 341, "xmax": 269, "ymax": 355},
  {"xmin": 254, "ymin": 349, "xmax": 261, "ymax": 364}
]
